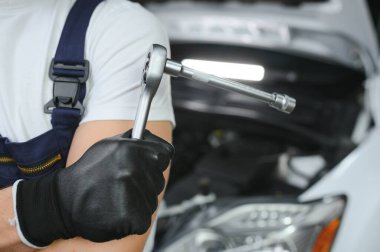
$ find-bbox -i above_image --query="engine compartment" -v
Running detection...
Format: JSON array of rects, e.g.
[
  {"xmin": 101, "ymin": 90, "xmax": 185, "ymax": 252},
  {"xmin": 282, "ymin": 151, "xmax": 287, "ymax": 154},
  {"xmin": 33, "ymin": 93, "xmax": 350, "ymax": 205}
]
[{"xmin": 164, "ymin": 43, "xmax": 365, "ymax": 205}]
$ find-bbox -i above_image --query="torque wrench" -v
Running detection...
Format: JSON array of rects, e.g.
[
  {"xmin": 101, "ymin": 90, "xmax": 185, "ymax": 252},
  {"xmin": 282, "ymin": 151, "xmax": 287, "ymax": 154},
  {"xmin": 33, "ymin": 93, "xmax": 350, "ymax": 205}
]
[{"xmin": 132, "ymin": 44, "xmax": 296, "ymax": 139}]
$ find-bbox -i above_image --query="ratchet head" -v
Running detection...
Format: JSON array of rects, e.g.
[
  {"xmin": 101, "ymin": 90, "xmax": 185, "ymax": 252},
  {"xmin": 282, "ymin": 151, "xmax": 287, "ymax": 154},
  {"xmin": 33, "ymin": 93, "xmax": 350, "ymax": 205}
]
[{"xmin": 143, "ymin": 44, "xmax": 167, "ymax": 91}]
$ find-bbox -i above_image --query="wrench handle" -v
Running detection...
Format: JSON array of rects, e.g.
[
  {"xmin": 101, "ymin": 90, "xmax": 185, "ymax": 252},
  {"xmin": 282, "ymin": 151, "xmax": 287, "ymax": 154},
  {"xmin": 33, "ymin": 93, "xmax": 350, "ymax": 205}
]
[
  {"xmin": 132, "ymin": 86, "xmax": 154, "ymax": 139},
  {"xmin": 132, "ymin": 45, "xmax": 167, "ymax": 139}
]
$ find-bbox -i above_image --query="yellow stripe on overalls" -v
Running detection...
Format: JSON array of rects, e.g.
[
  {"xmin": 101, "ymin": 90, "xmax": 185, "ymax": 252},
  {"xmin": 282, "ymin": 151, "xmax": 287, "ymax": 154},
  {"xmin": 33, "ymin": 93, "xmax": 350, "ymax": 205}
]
[
  {"xmin": 18, "ymin": 154, "xmax": 62, "ymax": 174},
  {"xmin": 0, "ymin": 157, "xmax": 16, "ymax": 164}
]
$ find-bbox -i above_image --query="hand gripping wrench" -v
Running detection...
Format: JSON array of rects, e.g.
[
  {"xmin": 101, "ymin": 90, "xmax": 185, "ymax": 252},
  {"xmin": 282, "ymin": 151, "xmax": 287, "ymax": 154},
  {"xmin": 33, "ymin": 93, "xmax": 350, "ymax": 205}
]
[{"xmin": 132, "ymin": 44, "xmax": 296, "ymax": 139}]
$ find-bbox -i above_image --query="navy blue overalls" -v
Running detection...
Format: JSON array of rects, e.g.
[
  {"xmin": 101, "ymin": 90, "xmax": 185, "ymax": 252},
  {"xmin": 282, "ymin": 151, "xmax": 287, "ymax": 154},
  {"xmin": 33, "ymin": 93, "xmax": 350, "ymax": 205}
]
[{"xmin": 0, "ymin": 0, "xmax": 105, "ymax": 188}]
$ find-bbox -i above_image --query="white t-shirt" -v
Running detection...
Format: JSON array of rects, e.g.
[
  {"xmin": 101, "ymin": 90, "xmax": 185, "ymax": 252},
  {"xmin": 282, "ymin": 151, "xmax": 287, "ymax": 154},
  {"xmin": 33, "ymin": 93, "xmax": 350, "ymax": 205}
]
[{"xmin": 0, "ymin": 0, "xmax": 175, "ymax": 143}]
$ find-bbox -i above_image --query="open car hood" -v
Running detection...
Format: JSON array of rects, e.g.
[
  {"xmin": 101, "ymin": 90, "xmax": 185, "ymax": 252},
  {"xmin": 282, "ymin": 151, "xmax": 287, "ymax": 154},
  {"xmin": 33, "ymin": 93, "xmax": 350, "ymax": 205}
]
[{"xmin": 148, "ymin": 0, "xmax": 378, "ymax": 76}]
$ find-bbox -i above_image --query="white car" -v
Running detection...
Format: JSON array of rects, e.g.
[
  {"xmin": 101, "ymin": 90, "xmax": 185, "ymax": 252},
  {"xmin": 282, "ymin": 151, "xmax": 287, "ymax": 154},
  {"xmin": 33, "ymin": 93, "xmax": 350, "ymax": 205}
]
[{"xmin": 146, "ymin": 1, "xmax": 379, "ymax": 251}]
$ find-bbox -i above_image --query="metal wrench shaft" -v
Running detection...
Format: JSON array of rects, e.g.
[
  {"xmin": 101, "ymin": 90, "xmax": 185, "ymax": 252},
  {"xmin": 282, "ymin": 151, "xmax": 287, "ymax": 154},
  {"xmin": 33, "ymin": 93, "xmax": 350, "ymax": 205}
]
[{"xmin": 165, "ymin": 60, "xmax": 296, "ymax": 114}]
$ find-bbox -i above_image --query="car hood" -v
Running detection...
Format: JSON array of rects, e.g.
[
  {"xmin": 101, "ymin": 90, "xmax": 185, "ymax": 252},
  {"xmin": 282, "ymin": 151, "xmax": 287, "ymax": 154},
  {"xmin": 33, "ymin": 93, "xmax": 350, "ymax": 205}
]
[{"xmin": 148, "ymin": 0, "xmax": 378, "ymax": 76}]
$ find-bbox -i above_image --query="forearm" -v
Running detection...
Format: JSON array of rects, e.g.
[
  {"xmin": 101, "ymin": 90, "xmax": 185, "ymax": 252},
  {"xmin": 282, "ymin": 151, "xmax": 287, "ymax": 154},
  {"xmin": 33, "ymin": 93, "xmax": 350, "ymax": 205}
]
[
  {"xmin": 41, "ymin": 120, "xmax": 172, "ymax": 252},
  {"xmin": 0, "ymin": 187, "xmax": 33, "ymax": 252}
]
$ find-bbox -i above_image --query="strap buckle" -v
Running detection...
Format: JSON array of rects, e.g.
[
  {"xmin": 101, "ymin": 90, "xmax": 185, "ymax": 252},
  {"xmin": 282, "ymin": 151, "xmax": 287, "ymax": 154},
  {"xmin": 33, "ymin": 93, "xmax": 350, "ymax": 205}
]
[{"xmin": 44, "ymin": 59, "xmax": 89, "ymax": 115}]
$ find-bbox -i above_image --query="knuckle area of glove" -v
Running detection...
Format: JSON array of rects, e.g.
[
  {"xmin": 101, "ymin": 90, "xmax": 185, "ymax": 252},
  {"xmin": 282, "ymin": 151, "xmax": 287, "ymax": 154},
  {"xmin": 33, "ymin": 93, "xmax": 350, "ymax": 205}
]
[
  {"xmin": 145, "ymin": 170, "xmax": 165, "ymax": 194},
  {"xmin": 130, "ymin": 214, "xmax": 153, "ymax": 235},
  {"xmin": 71, "ymin": 198, "xmax": 153, "ymax": 238}
]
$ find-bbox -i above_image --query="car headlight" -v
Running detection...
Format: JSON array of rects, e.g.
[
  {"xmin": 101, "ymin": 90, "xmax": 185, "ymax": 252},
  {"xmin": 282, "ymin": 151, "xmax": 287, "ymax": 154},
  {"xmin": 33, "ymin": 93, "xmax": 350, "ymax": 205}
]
[{"xmin": 161, "ymin": 197, "xmax": 345, "ymax": 252}]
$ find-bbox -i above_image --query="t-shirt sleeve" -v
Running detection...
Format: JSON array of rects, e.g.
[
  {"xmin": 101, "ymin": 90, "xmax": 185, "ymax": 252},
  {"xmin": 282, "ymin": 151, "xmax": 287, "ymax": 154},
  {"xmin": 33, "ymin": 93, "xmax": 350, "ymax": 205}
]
[{"xmin": 81, "ymin": 1, "xmax": 175, "ymax": 126}]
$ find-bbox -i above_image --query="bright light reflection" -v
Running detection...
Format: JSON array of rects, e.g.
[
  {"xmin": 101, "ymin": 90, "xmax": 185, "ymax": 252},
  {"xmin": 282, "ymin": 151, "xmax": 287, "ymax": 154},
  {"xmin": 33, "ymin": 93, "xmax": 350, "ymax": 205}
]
[{"xmin": 182, "ymin": 59, "xmax": 265, "ymax": 81}]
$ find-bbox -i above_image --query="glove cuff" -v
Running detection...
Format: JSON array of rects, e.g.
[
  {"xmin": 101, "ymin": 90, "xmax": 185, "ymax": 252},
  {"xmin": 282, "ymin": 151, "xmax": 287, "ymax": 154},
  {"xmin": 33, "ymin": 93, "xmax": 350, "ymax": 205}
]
[
  {"xmin": 12, "ymin": 180, "xmax": 46, "ymax": 249},
  {"xmin": 14, "ymin": 172, "xmax": 75, "ymax": 248}
]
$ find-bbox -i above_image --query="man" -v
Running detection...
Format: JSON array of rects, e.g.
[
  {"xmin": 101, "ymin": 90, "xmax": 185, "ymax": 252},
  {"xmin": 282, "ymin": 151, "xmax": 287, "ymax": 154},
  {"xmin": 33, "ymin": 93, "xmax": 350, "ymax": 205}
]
[{"xmin": 0, "ymin": 0, "xmax": 175, "ymax": 251}]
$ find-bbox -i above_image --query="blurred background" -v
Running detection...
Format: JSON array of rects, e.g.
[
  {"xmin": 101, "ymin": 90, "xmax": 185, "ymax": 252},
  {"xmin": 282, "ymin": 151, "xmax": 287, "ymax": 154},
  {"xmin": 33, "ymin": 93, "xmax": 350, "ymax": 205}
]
[{"xmin": 134, "ymin": 1, "xmax": 380, "ymax": 251}]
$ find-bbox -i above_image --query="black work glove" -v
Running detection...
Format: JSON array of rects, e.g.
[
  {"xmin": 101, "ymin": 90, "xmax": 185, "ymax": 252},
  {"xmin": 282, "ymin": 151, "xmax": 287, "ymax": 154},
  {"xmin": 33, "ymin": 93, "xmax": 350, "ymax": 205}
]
[{"xmin": 13, "ymin": 130, "xmax": 174, "ymax": 248}]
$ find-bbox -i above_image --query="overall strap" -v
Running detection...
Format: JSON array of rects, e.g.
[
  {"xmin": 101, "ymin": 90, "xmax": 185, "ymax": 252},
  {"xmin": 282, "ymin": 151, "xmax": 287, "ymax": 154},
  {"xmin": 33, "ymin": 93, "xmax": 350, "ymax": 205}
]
[
  {"xmin": 0, "ymin": 0, "xmax": 105, "ymax": 188},
  {"xmin": 44, "ymin": 0, "xmax": 104, "ymax": 116},
  {"xmin": 55, "ymin": 0, "xmax": 104, "ymax": 66}
]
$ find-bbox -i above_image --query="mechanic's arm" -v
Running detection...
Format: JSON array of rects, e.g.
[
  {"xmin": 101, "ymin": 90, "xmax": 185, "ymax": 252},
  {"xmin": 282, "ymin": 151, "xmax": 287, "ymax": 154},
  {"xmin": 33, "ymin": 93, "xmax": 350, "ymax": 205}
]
[{"xmin": 41, "ymin": 120, "xmax": 172, "ymax": 252}]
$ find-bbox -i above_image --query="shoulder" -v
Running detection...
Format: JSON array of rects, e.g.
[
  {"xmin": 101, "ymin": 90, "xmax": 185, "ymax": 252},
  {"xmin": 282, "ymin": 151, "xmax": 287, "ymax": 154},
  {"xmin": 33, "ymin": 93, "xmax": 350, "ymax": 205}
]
[
  {"xmin": 87, "ymin": 0, "xmax": 169, "ymax": 47},
  {"xmin": 85, "ymin": 0, "xmax": 170, "ymax": 68},
  {"xmin": 96, "ymin": 0, "xmax": 155, "ymax": 19},
  {"xmin": 79, "ymin": 0, "xmax": 174, "ymax": 126}
]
